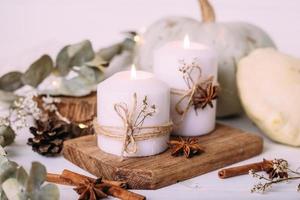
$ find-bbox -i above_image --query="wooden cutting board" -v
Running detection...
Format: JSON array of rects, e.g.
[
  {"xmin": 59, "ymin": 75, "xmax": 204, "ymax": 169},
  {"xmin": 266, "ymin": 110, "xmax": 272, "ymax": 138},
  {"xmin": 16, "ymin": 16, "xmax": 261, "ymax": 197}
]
[{"xmin": 63, "ymin": 123, "xmax": 263, "ymax": 189}]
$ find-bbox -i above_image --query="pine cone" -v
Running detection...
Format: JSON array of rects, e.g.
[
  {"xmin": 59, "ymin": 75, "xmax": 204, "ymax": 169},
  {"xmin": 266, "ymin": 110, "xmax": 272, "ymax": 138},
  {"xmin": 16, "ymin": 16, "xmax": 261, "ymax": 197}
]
[{"xmin": 27, "ymin": 118, "xmax": 71, "ymax": 157}]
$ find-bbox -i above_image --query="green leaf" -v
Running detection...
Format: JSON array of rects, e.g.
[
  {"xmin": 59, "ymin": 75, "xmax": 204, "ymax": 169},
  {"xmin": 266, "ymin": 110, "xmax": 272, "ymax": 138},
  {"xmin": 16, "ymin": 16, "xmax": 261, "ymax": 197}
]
[
  {"xmin": 0, "ymin": 126, "xmax": 16, "ymax": 147},
  {"xmin": 2, "ymin": 178, "xmax": 24, "ymax": 200},
  {"xmin": 26, "ymin": 162, "xmax": 46, "ymax": 193},
  {"xmin": 26, "ymin": 162, "xmax": 59, "ymax": 200},
  {"xmin": 0, "ymin": 192, "xmax": 8, "ymax": 200},
  {"xmin": 63, "ymin": 76, "xmax": 96, "ymax": 96},
  {"xmin": 56, "ymin": 40, "xmax": 95, "ymax": 76},
  {"xmin": 0, "ymin": 146, "xmax": 6, "ymax": 156},
  {"xmin": 21, "ymin": 55, "xmax": 53, "ymax": 87},
  {"xmin": 97, "ymin": 43, "xmax": 122, "ymax": 62},
  {"xmin": 84, "ymin": 54, "xmax": 108, "ymax": 69},
  {"xmin": 76, "ymin": 66, "xmax": 104, "ymax": 83},
  {"xmin": 0, "ymin": 90, "xmax": 18, "ymax": 103},
  {"xmin": 16, "ymin": 167, "xmax": 28, "ymax": 186},
  {"xmin": 121, "ymin": 38, "xmax": 135, "ymax": 51},
  {"xmin": 36, "ymin": 184, "xmax": 59, "ymax": 200},
  {"xmin": 55, "ymin": 46, "xmax": 69, "ymax": 76},
  {"xmin": 0, "ymin": 161, "xmax": 18, "ymax": 184},
  {"xmin": 93, "ymin": 68, "xmax": 104, "ymax": 83},
  {"xmin": 0, "ymin": 71, "xmax": 23, "ymax": 92}
]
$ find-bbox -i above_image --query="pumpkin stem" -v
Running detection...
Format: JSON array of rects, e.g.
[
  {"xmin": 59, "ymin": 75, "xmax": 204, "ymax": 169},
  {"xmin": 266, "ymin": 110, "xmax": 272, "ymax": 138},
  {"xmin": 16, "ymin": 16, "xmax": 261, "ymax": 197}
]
[{"xmin": 198, "ymin": 0, "xmax": 216, "ymax": 23}]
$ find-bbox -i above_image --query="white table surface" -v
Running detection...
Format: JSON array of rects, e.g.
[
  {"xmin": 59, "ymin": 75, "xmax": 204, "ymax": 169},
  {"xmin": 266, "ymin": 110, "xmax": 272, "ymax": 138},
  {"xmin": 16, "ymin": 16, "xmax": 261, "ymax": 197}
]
[{"xmin": 1, "ymin": 0, "xmax": 300, "ymax": 199}]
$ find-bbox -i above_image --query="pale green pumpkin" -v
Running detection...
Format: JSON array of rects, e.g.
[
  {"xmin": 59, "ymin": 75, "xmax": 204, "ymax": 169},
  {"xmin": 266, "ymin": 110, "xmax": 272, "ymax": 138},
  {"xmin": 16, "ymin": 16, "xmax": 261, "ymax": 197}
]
[
  {"xmin": 237, "ymin": 48, "xmax": 300, "ymax": 147},
  {"xmin": 136, "ymin": 0, "xmax": 275, "ymax": 117}
]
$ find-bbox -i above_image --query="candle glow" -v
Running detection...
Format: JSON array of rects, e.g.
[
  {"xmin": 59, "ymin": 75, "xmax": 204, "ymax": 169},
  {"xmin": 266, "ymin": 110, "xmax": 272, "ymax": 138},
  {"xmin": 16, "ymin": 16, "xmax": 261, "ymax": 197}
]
[
  {"xmin": 131, "ymin": 64, "xmax": 137, "ymax": 80},
  {"xmin": 183, "ymin": 35, "xmax": 190, "ymax": 49}
]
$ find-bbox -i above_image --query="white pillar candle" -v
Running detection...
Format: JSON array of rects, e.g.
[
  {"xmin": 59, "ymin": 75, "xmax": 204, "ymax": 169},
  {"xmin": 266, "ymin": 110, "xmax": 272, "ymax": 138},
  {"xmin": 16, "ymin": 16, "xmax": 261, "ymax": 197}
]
[
  {"xmin": 96, "ymin": 66, "xmax": 171, "ymax": 157},
  {"xmin": 153, "ymin": 35, "xmax": 218, "ymax": 136}
]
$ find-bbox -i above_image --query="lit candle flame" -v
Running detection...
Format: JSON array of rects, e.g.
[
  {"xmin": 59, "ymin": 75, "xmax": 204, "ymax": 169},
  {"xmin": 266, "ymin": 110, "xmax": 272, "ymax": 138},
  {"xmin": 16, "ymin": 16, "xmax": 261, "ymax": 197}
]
[
  {"xmin": 183, "ymin": 34, "xmax": 190, "ymax": 49},
  {"xmin": 131, "ymin": 64, "xmax": 137, "ymax": 79}
]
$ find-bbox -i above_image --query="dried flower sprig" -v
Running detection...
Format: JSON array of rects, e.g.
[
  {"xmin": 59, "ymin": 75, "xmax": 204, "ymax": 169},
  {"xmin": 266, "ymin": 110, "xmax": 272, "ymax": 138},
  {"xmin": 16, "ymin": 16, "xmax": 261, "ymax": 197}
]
[
  {"xmin": 178, "ymin": 59, "xmax": 202, "ymax": 89},
  {"xmin": 9, "ymin": 93, "xmax": 43, "ymax": 129},
  {"xmin": 249, "ymin": 159, "xmax": 300, "ymax": 193},
  {"xmin": 133, "ymin": 95, "xmax": 156, "ymax": 127},
  {"xmin": 176, "ymin": 58, "xmax": 218, "ymax": 116},
  {"xmin": 40, "ymin": 95, "xmax": 70, "ymax": 123}
]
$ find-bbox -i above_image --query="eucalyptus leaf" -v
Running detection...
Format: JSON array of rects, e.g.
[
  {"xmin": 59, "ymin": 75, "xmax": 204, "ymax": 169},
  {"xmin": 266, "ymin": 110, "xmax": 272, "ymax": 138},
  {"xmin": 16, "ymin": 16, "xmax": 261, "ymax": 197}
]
[
  {"xmin": 69, "ymin": 40, "xmax": 94, "ymax": 66},
  {"xmin": 55, "ymin": 46, "xmax": 69, "ymax": 76},
  {"xmin": 63, "ymin": 76, "xmax": 97, "ymax": 96},
  {"xmin": 84, "ymin": 54, "xmax": 108, "ymax": 69},
  {"xmin": 21, "ymin": 55, "xmax": 53, "ymax": 87},
  {"xmin": 26, "ymin": 162, "xmax": 46, "ymax": 193},
  {"xmin": 0, "ymin": 160, "xmax": 18, "ymax": 184},
  {"xmin": 16, "ymin": 167, "xmax": 28, "ymax": 186},
  {"xmin": 76, "ymin": 66, "xmax": 104, "ymax": 83},
  {"xmin": 0, "ymin": 192, "xmax": 8, "ymax": 200},
  {"xmin": 0, "ymin": 146, "xmax": 6, "ymax": 156},
  {"xmin": 76, "ymin": 66, "xmax": 95, "ymax": 83},
  {"xmin": 0, "ymin": 126, "xmax": 16, "ymax": 147},
  {"xmin": 0, "ymin": 90, "xmax": 19, "ymax": 102},
  {"xmin": 2, "ymin": 178, "xmax": 24, "ymax": 200},
  {"xmin": 56, "ymin": 40, "xmax": 95, "ymax": 76},
  {"xmin": 35, "ymin": 184, "xmax": 59, "ymax": 200},
  {"xmin": 104, "ymin": 50, "xmax": 133, "ymax": 78},
  {"xmin": 121, "ymin": 38, "xmax": 135, "ymax": 51},
  {"xmin": 26, "ymin": 162, "xmax": 59, "ymax": 200},
  {"xmin": 93, "ymin": 68, "xmax": 104, "ymax": 83},
  {"xmin": 37, "ymin": 72, "xmax": 98, "ymax": 96},
  {"xmin": 0, "ymin": 152, "xmax": 59, "ymax": 200},
  {"xmin": 0, "ymin": 71, "xmax": 23, "ymax": 92},
  {"xmin": 97, "ymin": 43, "xmax": 122, "ymax": 62}
]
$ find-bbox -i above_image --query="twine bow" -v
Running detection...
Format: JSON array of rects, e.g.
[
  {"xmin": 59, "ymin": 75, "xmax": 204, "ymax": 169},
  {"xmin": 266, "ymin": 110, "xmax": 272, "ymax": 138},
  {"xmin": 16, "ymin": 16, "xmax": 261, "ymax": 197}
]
[
  {"xmin": 172, "ymin": 76, "xmax": 214, "ymax": 115},
  {"xmin": 113, "ymin": 93, "xmax": 138, "ymax": 154},
  {"xmin": 171, "ymin": 61, "xmax": 218, "ymax": 123},
  {"xmin": 93, "ymin": 93, "xmax": 173, "ymax": 157}
]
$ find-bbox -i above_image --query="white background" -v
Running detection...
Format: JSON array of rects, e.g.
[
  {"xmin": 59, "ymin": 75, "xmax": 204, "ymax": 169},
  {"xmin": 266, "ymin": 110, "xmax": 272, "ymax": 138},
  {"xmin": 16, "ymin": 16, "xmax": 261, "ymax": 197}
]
[{"xmin": 1, "ymin": 0, "xmax": 300, "ymax": 199}]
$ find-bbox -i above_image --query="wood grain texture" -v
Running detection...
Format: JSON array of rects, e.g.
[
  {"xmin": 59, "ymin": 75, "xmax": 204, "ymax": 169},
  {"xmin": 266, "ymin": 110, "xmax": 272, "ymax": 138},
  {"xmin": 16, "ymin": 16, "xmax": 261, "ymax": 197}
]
[
  {"xmin": 35, "ymin": 92, "xmax": 97, "ymax": 123},
  {"xmin": 63, "ymin": 123, "xmax": 263, "ymax": 189}
]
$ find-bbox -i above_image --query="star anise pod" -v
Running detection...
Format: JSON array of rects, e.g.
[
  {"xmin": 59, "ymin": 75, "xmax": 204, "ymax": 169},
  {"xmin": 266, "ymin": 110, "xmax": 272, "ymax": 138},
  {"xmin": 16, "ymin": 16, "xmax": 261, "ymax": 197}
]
[
  {"xmin": 262, "ymin": 159, "xmax": 289, "ymax": 179},
  {"xmin": 193, "ymin": 82, "xmax": 218, "ymax": 110},
  {"xmin": 168, "ymin": 137, "xmax": 205, "ymax": 158},
  {"xmin": 74, "ymin": 178, "xmax": 110, "ymax": 200}
]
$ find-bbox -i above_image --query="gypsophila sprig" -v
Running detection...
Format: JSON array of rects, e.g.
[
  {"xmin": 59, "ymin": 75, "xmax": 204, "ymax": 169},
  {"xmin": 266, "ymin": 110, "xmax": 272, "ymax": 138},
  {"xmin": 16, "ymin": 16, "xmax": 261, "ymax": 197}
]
[
  {"xmin": 250, "ymin": 158, "xmax": 300, "ymax": 193},
  {"xmin": 0, "ymin": 117, "xmax": 9, "ymax": 127},
  {"xmin": 9, "ymin": 94, "xmax": 43, "ymax": 129}
]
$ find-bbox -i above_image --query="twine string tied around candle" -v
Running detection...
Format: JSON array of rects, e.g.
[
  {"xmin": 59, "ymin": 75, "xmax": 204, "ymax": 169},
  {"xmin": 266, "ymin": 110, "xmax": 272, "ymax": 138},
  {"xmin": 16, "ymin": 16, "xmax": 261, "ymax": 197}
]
[
  {"xmin": 171, "ymin": 63, "xmax": 219, "ymax": 124},
  {"xmin": 94, "ymin": 93, "xmax": 173, "ymax": 157}
]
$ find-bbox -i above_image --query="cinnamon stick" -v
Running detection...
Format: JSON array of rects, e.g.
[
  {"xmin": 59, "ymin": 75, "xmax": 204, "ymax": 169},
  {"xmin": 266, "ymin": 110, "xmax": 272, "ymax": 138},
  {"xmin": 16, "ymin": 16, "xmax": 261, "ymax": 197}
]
[
  {"xmin": 61, "ymin": 169, "xmax": 128, "ymax": 188},
  {"xmin": 107, "ymin": 185, "xmax": 146, "ymax": 200},
  {"xmin": 46, "ymin": 173, "xmax": 74, "ymax": 186},
  {"xmin": 47, "ymin": 170, "xmax": 145, "ymax": 200},
  {"xmin": 60, "ymin": 170, "xmax": 145, "ymax": 199},
  {"xmin": 218, "ymin": 160, "xmax": 270, "ymax": 179}
]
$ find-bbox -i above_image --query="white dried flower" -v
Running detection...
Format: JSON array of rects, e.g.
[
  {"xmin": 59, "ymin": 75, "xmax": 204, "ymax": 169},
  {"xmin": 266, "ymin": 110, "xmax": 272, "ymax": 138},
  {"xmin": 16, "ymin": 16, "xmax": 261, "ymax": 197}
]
[
  {"xmin": 7, "ymin": 94, "xmax": 43, "ymax": 130},
  {"xmin": 0, "ymin": 117, "xmax": 9, "ymax": 127},
  {"xmin": 249, "ymin": 169, "xmax": 255, "ymax": 177}
]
